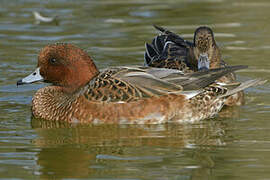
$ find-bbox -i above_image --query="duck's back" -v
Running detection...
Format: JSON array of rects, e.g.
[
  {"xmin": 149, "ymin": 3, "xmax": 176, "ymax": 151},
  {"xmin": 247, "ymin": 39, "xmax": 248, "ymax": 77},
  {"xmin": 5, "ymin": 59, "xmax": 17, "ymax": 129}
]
[{"xmin": 84, "ymin": 67, "xmax": 185, "ymax": 103}]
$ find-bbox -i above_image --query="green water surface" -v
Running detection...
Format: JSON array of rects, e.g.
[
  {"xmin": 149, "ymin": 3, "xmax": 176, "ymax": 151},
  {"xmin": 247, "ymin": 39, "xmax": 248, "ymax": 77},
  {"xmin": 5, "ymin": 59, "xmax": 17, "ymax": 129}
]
[{"xmin": 0, "ymin": 0, "xmax": 270, "ymax": 179}]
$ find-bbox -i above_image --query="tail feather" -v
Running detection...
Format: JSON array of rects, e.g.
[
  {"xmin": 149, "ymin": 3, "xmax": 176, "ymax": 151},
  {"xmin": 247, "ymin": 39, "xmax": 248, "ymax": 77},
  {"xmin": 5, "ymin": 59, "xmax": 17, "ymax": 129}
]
[
  {"xmin": 153, "ymin": 24, "xmax": 170, "ymax": 34},
  {"xmin": 219, "ymin": 79, "xmax": 267, "ymax": 98},
  {"xmin": 153, "ymin": 25, "xmax": 190, "ymax": 47}
]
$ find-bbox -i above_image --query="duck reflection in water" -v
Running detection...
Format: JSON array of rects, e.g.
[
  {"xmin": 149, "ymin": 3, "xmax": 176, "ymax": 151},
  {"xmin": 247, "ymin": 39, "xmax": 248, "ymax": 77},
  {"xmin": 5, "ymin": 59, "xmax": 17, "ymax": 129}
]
[{"xmin": 31, "ymin": 117, "xmax": 230, "ymax": 179}]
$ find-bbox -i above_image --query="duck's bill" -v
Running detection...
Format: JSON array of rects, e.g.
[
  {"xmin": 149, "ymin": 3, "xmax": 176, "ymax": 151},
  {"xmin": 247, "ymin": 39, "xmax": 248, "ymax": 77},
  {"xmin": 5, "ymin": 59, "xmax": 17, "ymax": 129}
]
[
  {"xmin": 198, "ymin": 54, "xmax": 210, "ymax": 71},
  {"xmin": 17, "ymin": 67, "xmax": 44, "ymax": 86}
]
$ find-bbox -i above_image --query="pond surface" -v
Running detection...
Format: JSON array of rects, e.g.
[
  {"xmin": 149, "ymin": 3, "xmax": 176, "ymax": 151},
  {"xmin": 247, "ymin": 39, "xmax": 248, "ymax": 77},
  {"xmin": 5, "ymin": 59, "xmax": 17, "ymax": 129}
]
[{"xmin": 1, "ymin": 0, "xmax": 270, "ymax": 179}]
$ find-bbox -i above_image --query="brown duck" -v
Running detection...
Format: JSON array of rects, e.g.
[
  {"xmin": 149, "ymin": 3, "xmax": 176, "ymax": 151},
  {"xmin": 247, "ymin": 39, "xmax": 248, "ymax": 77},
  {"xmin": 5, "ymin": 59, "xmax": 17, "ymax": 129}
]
[
  {"xmin": 16, "ymin": 44, "xmax": 263, "ymax": 124},
  {"xmin": 144, "ymin": 25, "xmax": 244, "ymax": 106}
]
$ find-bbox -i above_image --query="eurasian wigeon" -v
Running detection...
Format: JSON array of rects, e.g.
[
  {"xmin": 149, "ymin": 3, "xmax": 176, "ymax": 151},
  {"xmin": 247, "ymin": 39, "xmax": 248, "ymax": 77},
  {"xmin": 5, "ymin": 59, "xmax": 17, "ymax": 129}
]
[
  {"xmin": 144, "ymin": 25, "xmax": 244, "ymax": 106},
  {"xmin": 17, "ymin": 43, "xmax": 263, "ymax": 124}
]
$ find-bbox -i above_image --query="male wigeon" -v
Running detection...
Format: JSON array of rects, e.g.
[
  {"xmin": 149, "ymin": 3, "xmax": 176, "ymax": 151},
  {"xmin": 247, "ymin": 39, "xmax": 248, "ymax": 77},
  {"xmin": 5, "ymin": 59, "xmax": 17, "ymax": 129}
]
[
  {"xmin": 144, "ymin": 25, "xmax": 244, "ymax": 106},
  {"xmin": 17, "ymin": 43, "xmax": 263, "ymax": 124}
]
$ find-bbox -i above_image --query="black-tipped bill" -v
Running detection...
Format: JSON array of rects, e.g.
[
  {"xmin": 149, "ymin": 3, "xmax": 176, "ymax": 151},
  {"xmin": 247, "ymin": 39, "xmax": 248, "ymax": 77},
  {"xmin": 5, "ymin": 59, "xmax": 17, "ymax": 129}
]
[
  {"xmin": 17, "ymin": 67, "xmax": 44, "ymax": 86},
  {"xmin": 198, "ymin": 54, "xmax": 210, "ymax": 71}
]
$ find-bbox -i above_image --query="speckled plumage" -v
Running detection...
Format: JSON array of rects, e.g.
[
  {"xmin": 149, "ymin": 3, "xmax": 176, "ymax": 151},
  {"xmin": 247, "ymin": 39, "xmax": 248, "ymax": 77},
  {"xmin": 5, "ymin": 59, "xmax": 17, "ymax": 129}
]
[{"xmin": 17, "ymin": 44, "xmax": 263, "ymax": 124}]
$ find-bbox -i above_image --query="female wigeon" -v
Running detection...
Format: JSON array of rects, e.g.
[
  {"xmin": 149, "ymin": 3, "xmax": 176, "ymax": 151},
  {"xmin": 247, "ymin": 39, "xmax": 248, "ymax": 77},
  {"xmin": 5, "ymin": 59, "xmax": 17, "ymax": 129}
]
[
  {"xmin": 144, "ymin": 25, "xmax": 244, "ymax": 106},
  {"xmin": 17, "ymin": 43, "xmax": 262, "ymax": 124}
]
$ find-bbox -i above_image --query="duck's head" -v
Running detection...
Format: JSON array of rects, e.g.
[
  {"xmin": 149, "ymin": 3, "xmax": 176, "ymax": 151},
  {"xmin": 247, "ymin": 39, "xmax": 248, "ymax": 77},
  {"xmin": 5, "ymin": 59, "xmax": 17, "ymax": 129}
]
[
  {"xmin": 193, "ymin": 26, "xmax": 216, "ymax": 71},
  {"xmin": 17, "ymin": 43, "xmax": 99, "ymax": 93}
]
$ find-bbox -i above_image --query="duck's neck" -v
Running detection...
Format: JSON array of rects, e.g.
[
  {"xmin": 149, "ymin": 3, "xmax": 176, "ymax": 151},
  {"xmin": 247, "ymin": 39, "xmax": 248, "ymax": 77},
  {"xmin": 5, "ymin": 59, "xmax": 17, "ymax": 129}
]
[{"xmin": 62, "ymin": 70, "xmax": 100, "ymax": 94}]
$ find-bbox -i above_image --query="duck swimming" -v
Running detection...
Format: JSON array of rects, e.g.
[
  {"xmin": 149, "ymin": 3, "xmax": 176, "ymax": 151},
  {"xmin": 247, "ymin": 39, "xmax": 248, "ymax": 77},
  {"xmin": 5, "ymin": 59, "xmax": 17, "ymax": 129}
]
[
  {"xmin": 17, "ymin": 43, "xmax": 263, "ymax": 124},
  {"xmin": 144, "ymin": 25, "xmax": 245, "ymax": 106}
]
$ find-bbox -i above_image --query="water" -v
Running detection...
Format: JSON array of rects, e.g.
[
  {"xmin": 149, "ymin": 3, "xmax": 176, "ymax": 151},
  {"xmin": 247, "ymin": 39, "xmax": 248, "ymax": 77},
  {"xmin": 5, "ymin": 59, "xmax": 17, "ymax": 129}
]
[{"xmin": 0, "ymin": 0, "xmax": 270, "ymax": 179}]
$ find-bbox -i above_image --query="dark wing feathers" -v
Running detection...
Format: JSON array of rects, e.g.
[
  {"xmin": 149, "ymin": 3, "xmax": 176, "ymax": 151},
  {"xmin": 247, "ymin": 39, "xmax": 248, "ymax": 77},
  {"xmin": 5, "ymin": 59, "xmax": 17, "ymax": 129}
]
[
  {"xmin": 154, "ymin": 35, "xmax": 165, "ymax": 53},
  {"xmin": 145, "ymin": 43, "xmax": 158, "ymax": 58},
  {"xmin": 144, "ymin": 51, "xmax": 152, "ymax": 66},
  {"xmin": 145, "ymin": 25, "xmax": 194, "ymax": 72},
  {"xmin": 144, "ymin": 43, "xmax": 159, "ymax": 65}
]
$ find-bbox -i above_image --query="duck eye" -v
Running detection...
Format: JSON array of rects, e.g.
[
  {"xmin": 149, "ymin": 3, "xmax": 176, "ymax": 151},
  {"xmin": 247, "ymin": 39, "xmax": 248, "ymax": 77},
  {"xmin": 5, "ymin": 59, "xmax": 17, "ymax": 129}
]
[{"xmin": 49, "ymin": 58, "xmax": 57, "ymax": 64}]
